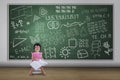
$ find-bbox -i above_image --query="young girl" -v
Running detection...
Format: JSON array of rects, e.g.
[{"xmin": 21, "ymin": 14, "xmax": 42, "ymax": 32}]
[{"xmin": 29, "ymin": 43, "xmax": 48, "ymax": 76}]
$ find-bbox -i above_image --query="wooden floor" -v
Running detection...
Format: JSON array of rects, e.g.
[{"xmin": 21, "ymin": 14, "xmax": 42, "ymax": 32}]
[{"xmin": 0, "ymin": 67, "xmax": 120, "ymax": 80}]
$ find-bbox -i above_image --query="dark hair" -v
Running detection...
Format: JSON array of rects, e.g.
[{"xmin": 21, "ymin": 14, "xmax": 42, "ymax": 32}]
[{"xmin": 33, "ymin": 43, "xmax": 41, "ymax": 49}]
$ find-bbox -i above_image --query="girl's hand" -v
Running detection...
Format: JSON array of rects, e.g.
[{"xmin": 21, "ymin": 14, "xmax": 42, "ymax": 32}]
[{"xmin": 32, "ymin": 58, "xmax": 39, "ymax": 61}]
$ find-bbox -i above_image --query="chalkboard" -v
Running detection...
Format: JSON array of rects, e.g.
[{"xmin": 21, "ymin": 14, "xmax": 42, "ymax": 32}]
[{"xmin": 9, "ymin": 5, "xmax": 113, "ymax": 59}]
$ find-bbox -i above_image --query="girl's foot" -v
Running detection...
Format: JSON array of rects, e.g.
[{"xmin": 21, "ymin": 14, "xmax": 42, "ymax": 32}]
[
  {"xmin": 29, "ymin": 73, "xmax": 32, "ymax": 76},
  {"xmin": 42, "ymin": 72, "xmax": 46, "ymax": 76}
]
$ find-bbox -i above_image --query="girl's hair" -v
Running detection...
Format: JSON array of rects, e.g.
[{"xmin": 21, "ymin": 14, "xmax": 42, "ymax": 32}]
[{"xmin": 33, "ymin": 43, "xmax": 41, "ymax": 49}]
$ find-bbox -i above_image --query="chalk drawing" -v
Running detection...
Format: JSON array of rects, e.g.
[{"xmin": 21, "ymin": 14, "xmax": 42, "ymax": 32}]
[
  {"xmin": 60, "ymin": 47, "xmax": 71, "ymax": 59},
  {"xmin": 10, "ymin": 55, "xmax": 15, "ymax": 59},
  {"xmin": 92, "ymin": 34, "xmax": 112, "ymax": 40},
  {"xmin": 13, "ymin": 38, "xmax": 27, "ymax": 48},
  {"xmin": 11, "ymin": 21, "xmax": 16, "ymax": 29},
  {"xmin": 45, "ymin": 14, "xmax": 79, "ymax": 20},
  {"xmin": 20, "ymin": 56, "xmax": 26, "ymax": 58},
  {"xmin": 18, "ymin": 20, "xmax": 23, "ymax": 26},
  {"xmin": 92, "ymin": 13, "xmax": 110, "ymax": 18},
  {"xmin": 81, "ymin": 8, "xmax": 108, "ymax": 14},
  {"xmin": 55, "ymin": 5, "xmax": 76, "ymax": 13},
  {"xmin": 68, "ymin": 38, "xmax": 77, "ymax": 49},
  {"xmin": 17, "ymin": 56, "xmax": 20, "ymax": 58},
  {"xmin": 26, "ymin": 56, "xmax": 29, "ymax": 58},
  {"xmin": 91, "ymin": 40, "xmax": 101, "ymax": 58},
  {"xmin": 11, "ymin": 20, "xmax": 23, "ymax": 29},
  {"xmin": 39, "ymin": 7, "xmax": 48, "ymax": 16},
  {"xmin": 62, "ymin": 21, "xmax": 85, "ymax": 28},
  {"xmin": 103, "ymin": 41, "xmax": 113, "ymax": 55},
  {"xmin": 15, "ymin": 29, "xmax": 29, "ymax": 34},
  {"xmin": 77, "ymin": 49, "xmax": 89, "ymax": 59},
  {"xmin": 44, "ymin": 47, "xmax": 56, "ymax": 59},
  {"xmin": 87, "ymin": 20, "xmax": 107, "ymax": 34},
  {"xmin": 47, "ymin": 21, "xmax": 60, "ymax": 29},
  {"xmin": 15, "ymin": 46, "xmax": 30, "ymax": 54},
  {"xmin": 26, "ymin": 21, "xmax": 30, "ymax": 25},
  {"xmin": 15, "ymin": 49, "xmax": 19, "ymax": 54},
  {"xmin": 33, "ymin": 15, "xmax": 41, "ymax": 22},
  {"xmin": 10, "ymin": 6, "xmax": 32, "ymax": 20},
  {"xmin": 79, "ymin": 39, "xmax": 89, "ymax": 47},
  {"xmin": 100, "ymin": 34, "xmax": 112, "ymax": 39},
  {"xmin": 29, "ymin": 34, "xmax": 40, "ymax": 44},
  {"xmin": 92, "ymin": 35, "xmax": 98, "ymax": 39},
  {"xmin": 50, "ymin": 47, "xmax": 57, "ymax": 58}
]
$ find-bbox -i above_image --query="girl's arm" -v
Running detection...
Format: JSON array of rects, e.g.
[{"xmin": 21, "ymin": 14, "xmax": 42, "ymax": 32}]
[
  {"xmin": 41, "ymin": 53, "xmax": 44, "ymax": 60},
  {"xmin": 32, "ymin": 54, "xmax": 34, "ymax": 61}
]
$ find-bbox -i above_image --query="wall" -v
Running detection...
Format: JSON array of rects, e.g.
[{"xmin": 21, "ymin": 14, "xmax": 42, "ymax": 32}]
[{"xmin": 0, "ymin": 0, "xmax": 120, "ymax": 67}]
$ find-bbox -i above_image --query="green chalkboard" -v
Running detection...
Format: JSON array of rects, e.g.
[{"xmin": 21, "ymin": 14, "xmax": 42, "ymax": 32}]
[{"xmin": 9, "ymin": 5, "xmax": 113, "ymax": 59}]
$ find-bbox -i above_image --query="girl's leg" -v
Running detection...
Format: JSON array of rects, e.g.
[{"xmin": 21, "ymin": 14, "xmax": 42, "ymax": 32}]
[
  {"xmin": 40, "ymin": 67, "xmax": 46, "ymax": 76},
  {"xmin": 29, "ymin": 68, "xmax": 34, "ymax": 76}
]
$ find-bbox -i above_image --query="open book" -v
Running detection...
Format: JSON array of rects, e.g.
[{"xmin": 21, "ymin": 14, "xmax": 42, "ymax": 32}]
[{"xmin": 30, "ymin": 61, "xmax": 42, "ymax": 70}]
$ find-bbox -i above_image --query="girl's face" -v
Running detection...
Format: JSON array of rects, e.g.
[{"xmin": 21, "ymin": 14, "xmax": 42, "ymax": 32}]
[{"xmin": 35, "ymin": 45, "xmax": 40, "ymax": 52}]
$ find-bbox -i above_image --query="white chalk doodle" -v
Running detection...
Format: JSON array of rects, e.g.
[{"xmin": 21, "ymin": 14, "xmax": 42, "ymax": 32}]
[
  {"xmin": 60, "ymin": 47, "xmax": 71, "ymax": 59},
  {"xmin": 92, "ymin": 35, "xmax": 98, "ymax": 39},
  {"xmin": 17, "ymin": 56, "xmax": 20, "ymax": 58},
  {"xmin": 26, "ymin": 56, "xmax": 29, "ymax": 58},
  {"xmin": 91, "ymin": 40, "xmax": 101, "ymax": 58},
  {"xmin": 39, "ymin": 7, "xmax": 48, "ymax": 16},
  {"xmin": 79, "ymin": 39, "xmax": 89, "ymax": 48},
  {"xmin": 15, "ymin": 29, "xmax": 29, "ymax": 34},
  {"xmin": 100, "ymin": 34, "xmax": 112, "ymax": 39},
  {"xmin": 44, "ymin": 47, "xmax": 56, "ymax": 59},
  {"xmin": 11, "ymin": 20, "xmax": 23, "ymax": 29},
  {"xmin": 20, "ymin": 56, "xmax": 26, "ymax": 58},
  {"xmin": 87, "ymin": 20, "xmax": 107, "ymax": 34},
  {"xmin": 61, "ymin": 21, "xmax": 85, "ymax": 28},
  {"xmin": 55, "ymin": 5, "xmax": 76, "ymax": 13},
  {"xmin": 45, "ymin": 14, "xmax": 79, "ymax": 20},
  {"xmin": 92, "ymin": 34, "xmax": 112, "ymax": 40},
  {"xmin": 33, "ymin": 15, "xmax": 41, "ymax": 22},
  {"xmin": 10, "ymin": 6, "xmax": 32, "ymax": 20},
  {"xmin": 26, "ymin": 21, "xmax": 30, "ymax": 25},
  {"xmin": 68, "ymin": 38, "xmax": 77, "ymax": 49},
  {"xmin": 92, "ymin": 13, "xmax": 110, "ymax": 18},
  {"xmin": 13, "ymin": 38, "xmax": 27, "ymax": 48},
  {"xmin": 81, "ymin": 8, "xmax": 108, "ymax": 14},
  {"xmin": 10, "ymin": 55, "xmax": 15, "ymax": 58},
  {"xmin": 47, "ymin": 21, "xmax": 60, "ymax": 29},
  {"xmin": 29, "ymin": 34, "xmax": 40, "ymax": 44},
  {"xmin": 103, "ymin": 41, "xmax": 113, "ymax": 55},
  {"xmin": 77, "ymin": 49, "xmax": 89, "ymax": 59},
  {"xmin": 15, "ymin": 46, "xmax": 30, "ymax": 53}
]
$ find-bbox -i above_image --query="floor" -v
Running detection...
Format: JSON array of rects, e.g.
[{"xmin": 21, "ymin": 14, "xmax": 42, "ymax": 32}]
[{"xmin": 0, "ymin": 67, "xmax": 120, "ymax": 80}]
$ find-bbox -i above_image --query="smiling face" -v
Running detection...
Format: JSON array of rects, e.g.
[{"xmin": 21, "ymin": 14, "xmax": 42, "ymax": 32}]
[{"xmin": 35, "ymin": 45, "xmax": 40, "ymax": 52}]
